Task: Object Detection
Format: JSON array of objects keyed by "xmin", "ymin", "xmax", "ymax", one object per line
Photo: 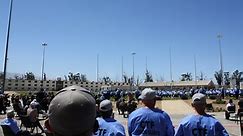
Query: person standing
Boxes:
[
  {"xmin": 175, "ymin": 93, "xmax": 229, "ymax": 136},
  {"xmin": 94, "ymin": 99, "xmax": 125, "ymax": 136},
  {"xmin": 128, "ymin": 88, "xmax": 174, "ymax": 136}
]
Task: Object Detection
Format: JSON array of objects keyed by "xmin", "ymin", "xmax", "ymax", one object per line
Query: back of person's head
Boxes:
[
  {"xmin": 6, "ymin": 110, "xmax": 15, "ymax": 118},
  {"xmin": 191, "ymin": 93, "xmax": 207, "ymax": 114},
  {"xmin": 99, "ymin": 99, "xmax": 113, "ymax": 118},
  {"xmin": 47, "ymin": 85, "xmax": 96, "ymax": 136},
  {"xmin": 139, "ymin": 88, "xmax": 156, "ymax": 108}
]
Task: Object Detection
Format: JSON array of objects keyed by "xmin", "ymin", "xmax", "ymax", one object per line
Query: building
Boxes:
[
  {"xmin": 2, "ymin": 79, "xmax": 130, "ymax": 92},
  {"xmin": 139, "ymin": 80, "xmax": 215, "ymax": 90}
]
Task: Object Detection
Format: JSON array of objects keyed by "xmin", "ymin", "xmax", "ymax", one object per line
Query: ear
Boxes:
[{"xmin": 44, "ymin": 119, "xmax": 54, "ymax": 133}]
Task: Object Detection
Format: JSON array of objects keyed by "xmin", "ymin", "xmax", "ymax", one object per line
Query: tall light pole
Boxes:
[
  {"xmin": 217, "ymin": 34, "xmax": 224, "ymax": 87},
  {"xmin": 41, "ymin": 43, "xmax": 47, "ymax": 81},
  {"xmin": 194, "ymin": 55, "xmax": 197, "ymax": 87},
  {"xmin": 2, "ymin": 0, "xmax": 13, "ymax": 93},
  {"xmin": 132, "ymin": 52, "xmax": 136, "ymax": 90},
  {"xmin": 121, "ymin": 56, "xmax": 123, "ymax": 82},
  {"xmin": 169, "ymin": 47, "xmax": 173, "ymax": 90},
  {"xmin": 96, "ymin": 54, "xmax": 99, "ymax": 82}
]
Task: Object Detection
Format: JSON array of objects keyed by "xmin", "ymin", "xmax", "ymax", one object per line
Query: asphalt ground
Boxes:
[{"xmin": 0, "ymin": 100, "xmax": 241, "ymax": 136}]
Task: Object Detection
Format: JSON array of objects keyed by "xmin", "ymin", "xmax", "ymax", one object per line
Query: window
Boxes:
[
  {"xmin": 70, "ymin": 82, "xmax": 73, "ymax": 84},
  {"xmin": 40, "ymin": 81, "xmax": 43, "ymax": 83},
  {"xmin": 76, "ymin": 82, "xmax": 78, "ymax": 84},
  {"xmin": 34, "ymin": 84, "xmax": 37, "ymax": 86},
  {"xmin": 52, "ymin": 81, "xmax": 55, "ymax": 83},
  {"xmin": 22, "ymin": 84, "xmax": 24, "ymax": 86},
  {"xmin": 8, "ymin": 84, "xmax": 11, "ymax": 86},
  {"xmin": 52, "ymin": 85, "xmax": 55, "ymax": 87},
  {"xmin": 47, "ymin": 85, "xmax": 49, "ymax": 87},
  {"xmin": 35, "ymin": 81, "xmax": 37, "ymax": 83},
  {"xmin": 47, "ymin": 81, "xmax": 49, "ymax": 83},
  {"xmin": 15, "ymin": 80, "xmax": 18, "ymax": 82},
  {"xmin": 65, "ymin": 81, "xmax": 67, "ymax": 84},
  {"xmin": 15, "ymin": 84, "xmax": 18, "ymax": 86},
  {"xmin": 28, "ymin": 80, "xmax": 31, "ymax": 83},
  {"xmin": 65, "ymin": 85, "xmax": 68, "ymax": 87},
  {"xmin": 28, "ymin": 84, "xmax": 31, "ymax": 86}
]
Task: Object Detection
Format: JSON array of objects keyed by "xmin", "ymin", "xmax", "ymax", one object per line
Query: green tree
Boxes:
[
  {"xmin": 224, "ymin": 72, "xmax": 230, "ymax": 86},
  {"xmin": 145, "ymin": 70, "xmax": 153, "ymax": 82},
  {"xmin": 102, "ymin": 76, "xmax": 112, "ymax": 84},
  {"xmin": 214, "ymin": 70, "xmax": 223, "ymax": 86},
  {"xmin": 24, "ymin": 72, "xmax": 35, "ymax": 80},
  {"xmin": 181, "ymin": 72, "xmax": 192, "ymax": 81},
  {"xmin": 231, "ymin": 70, "xmax": 243, "ymax": 87},
  {"xmin": 80, "ymin": 74, "xmax": 87, "ymax": 82}
]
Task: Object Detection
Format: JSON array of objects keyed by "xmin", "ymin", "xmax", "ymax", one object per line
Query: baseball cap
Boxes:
[
  {"xmin": 99, "ymin": 99, "xmax": 112, "ymax": 112},
  {"xmin": 192, "ymin": 93, "xmax": 206, "ymax": 104},
  {"xmin": 139, "ymin": 88, "xmax": 156, "ymax": 100},
  {"xmin": 48, "ymin": 85, "xmax": 96, "ymax": 136}
]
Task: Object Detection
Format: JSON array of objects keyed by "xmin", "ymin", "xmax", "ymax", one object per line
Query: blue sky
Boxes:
[{"xmin": 0, "ymin": 0, "xmax": 242, "ymax": 82}]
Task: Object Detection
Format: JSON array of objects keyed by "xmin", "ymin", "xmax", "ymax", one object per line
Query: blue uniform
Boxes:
[
  {"xmin": 1, "ymin": 118, "xmax": 20, "ymax": 134},
  {"xmin": 95, "ymin": 117, "xmax": 125, "ymax": 136},
  {"xmin": 128, "ymin": 107, "xmax": 174, "ymax": 136},
  {"xmin": 175, "ymin": 114, "xmax": 229, "ymax": 136}
]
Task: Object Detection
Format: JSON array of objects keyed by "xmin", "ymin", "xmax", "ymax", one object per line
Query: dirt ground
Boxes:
[{"xmin": 183, "ymin": 98, "xmax": 240, "ymax": 112}]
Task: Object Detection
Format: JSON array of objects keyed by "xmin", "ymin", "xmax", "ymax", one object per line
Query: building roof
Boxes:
[{"xmin": 139, "ymin": 80, "xmax": 214, "ymax": 87}]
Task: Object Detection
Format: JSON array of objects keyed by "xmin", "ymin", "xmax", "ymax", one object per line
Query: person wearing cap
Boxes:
[
  {"xmin": 128, "ymin": 88, "xmax": 174, "ymax": 136},
  {"xmin": 45, "ymin": 85, "xmax": 97, "ymax": 136},
  {"xmin": 1, "ymin": 110, "xmax": 31, "ymax": 136},
  {"xmin": 175, "ymin": 93, "xmax": 229, "ymax": 136},
  {"xmin": 27, "ymin": 101, "xmax": 45, "ymax": 133},
  {"xmin": 94, "ymin": 99, "xmax": 125, "ymax": 136}
]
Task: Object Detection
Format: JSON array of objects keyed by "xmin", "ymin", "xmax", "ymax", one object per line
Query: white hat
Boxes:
[
  {"xmin": 139, "ymin": 88, "xmax": 156, "ymax": 100},
  {"xmin": 192, "ymin": 93, "xmax": 206, "ymax": 104},
  {"xmin": 99, "ymin": 99, "xmax": 112, "ymax": 112}
]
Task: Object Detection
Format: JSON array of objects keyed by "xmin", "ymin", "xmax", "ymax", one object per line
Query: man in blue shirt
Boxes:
[
  {"xmin": 1, "ymin": 110, "xmax": 31, "ymax": 136},
  {"xmin": 95, "ymin": 99, "xmax": 126, "ymax": 136},
  {"xmin": 175, "ymin": 93, "xmax": 229, "ymax": 136},
  {"xmin": 128, "ymin": 88, "xmax": 174, "ymax": 136}
]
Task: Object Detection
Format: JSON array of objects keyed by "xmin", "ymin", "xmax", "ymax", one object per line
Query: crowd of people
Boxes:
[{"xmin": 0, "ymin": 85, "xmax": 234, "ymax": 136}]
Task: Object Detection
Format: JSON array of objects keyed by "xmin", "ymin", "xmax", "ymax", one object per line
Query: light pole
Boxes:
[
  {"xmin": 169, "ymin": 47, "xmax": 173, "ymax": 90},
  {"xmin": 41, "ymin": 43, "xmax": 47, "ymax": 81},
  {"xmin": 2, "ymin": 0, "xmax": 13, "ymax": 93},
  {"xmin": 132, "ymin": 52, "xmax": 136, "ymax": 90},
  {"xmin": 194, "ymin": 55, "xmax": 197, "ymax": 87},
  {"xmin": 96, "ymin": 54, "xmax": 99, "ymax": 82},
  {"xmin": 217, "ymin": 34, "xmax": 224, "ymax": 87}
]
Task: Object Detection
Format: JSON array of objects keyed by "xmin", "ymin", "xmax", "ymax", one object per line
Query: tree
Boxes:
[
  {"xmin": 0, "ymin": 72, "xmax": 3, "ymax": 79},
  {"xmin": 181, "ymin": 73, "xmax": 192, "ymax": 81},
  {"xmin": 43, "ymin": 73, "xmax": 47, "ymax": 81},
  {"xmin": 214, "ymin": 70, "xmax": 223, "ymax": 86},
  {"xmin": 199, "ymin": 72, "xmax": 206, "ymax": 80},
  {"xmin": 24, "ymin": 72, "xmax": 35, "ymax": 80},
  {"xmin": 80, "ymin": 74, "xmax": 87, "ymax": 82},
  {"xmin": 102, "ymin": 76, "xmax": 112, "ymax": 84},
  {"xmin": 231, "ymin": 70, "xmax": 243, "ymax": 87},
  {"xmin": 224, "ymin": 72, "xmax": 230, "ymax": 86},
  {"xmin": 144, "ymin": 70, "xmax": 153, "ymax": 82},
  {"xmin": 123, "ymin": 74, "xmax": 128, "ymax": 83}
]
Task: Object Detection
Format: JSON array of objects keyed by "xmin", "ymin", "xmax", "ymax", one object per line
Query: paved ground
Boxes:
[{"xmin": 0, "ymin": 100, "xmax": 241, "ymax": 136}]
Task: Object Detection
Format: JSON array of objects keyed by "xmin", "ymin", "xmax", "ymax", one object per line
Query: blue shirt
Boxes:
[
  {"xmin": 94, "ymin": 117, "xmax": 126, "ymax": 136},
  {"xmin": 175, "ymin": 114, "xmax": 229, "ymax": 136},
  {"xmin": 128, "ymin": 107, "xmax": 174, "ymax": 136},
  {"xmin": 1, "ymin": 118, "xmax": 20, "ymax": 134}
]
